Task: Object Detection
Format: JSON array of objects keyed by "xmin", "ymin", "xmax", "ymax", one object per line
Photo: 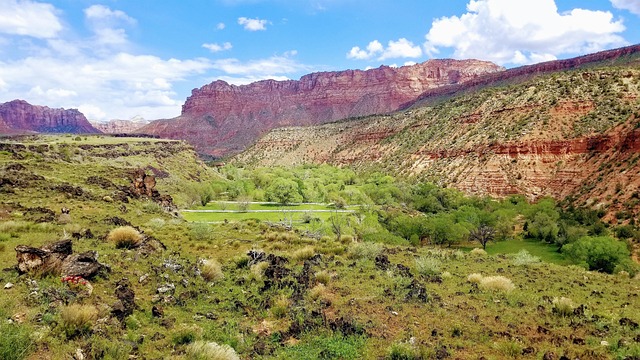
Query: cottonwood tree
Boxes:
[{"xmin": 469, "ymin": 224, "xmax": 496, "ymax": 250}]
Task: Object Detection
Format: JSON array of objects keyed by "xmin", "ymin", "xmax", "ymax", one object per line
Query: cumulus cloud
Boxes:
[
  {"xmin": 611, "ymin": 0, "xmax": 640, "ymax": 15},
  {"xmin": 424, "ymin": 0, "xmax": 626, "ymax": 66},
  {"xmin": 211, "ymin": 54, "xmax": 309, "ymax": 76},
  {"xmin": 347, "ymin": 38, "xmax": 422, "ymax": 61},
  {"xmin": 83, "ymin": 5, "xmax": 136, "ymax": 47},
  {"xmin": 0, "ymin": 0, "xmax": 62, "ymax": 38},
  {"xmin": 216, "ymin": 22, "xmax": 226, "ymax": 30},
  {"xmin": 202, "ymin": 42, "xmax": 233, "ymax": 52},
  {"xmin": 84, "ymin": 5, "xmax": 136, "ymax": 24},
  {"xmin": 238, "ymin": 17, "xmax": 268, "ymax": 31}
]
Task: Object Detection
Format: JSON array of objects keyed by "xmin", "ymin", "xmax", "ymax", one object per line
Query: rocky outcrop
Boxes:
[
  {"xmin": 15, "ymin": 239, "xmax": 107, "ymax": 278},
  {"xmin": 139, "ymin": 60, "xmax": 504, "ymax": 156},
  {"xmin": 0, "ymin": 100, "xmax": 100, "ymax": 134},
  {"xmin": 92, "ymin": 117, "xmax": 150, "ymax": 134}
]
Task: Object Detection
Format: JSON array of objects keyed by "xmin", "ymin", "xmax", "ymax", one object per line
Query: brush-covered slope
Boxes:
[
  {"xmin": 0, "ymin": 100, "xmax": 100, "ymax": 134},
  {"xmin": 237, "ymin": 62, "xmax": 640, "ymax": 220},
  {"xmin": 138, "ymin": 59, "xmax": 504, "ymax": 157}
]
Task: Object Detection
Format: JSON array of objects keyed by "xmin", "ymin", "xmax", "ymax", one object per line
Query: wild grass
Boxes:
[
  {"xmin": 314, "ymin": 270, "xmax": 331, "ymax": 285},
  {"xmin": 552, "ymin": 297, "xmax": 575, "ymax": 317},
  {"xmin": 271, "ymin": 294, "xmax": 290, "ymax": 318},
  {"xmin": 292, "ymin": 246, "xmax": 316, "ymax": 261},
  {"xmin": 0, "ymin": 321, "xmax": 33, "ymax": 360},
  {"xmin": 478, "ymin": 275, "xmax": 515, "ymax": 293},
  {"xmin": 511, "ymin": 249, "xmax": 540, "ymax": 266},
  {"xmin": 107, "ymin": 226, "xmax": 142, "ymax": 249},
  {"xmin": 60, "ymin": 304, "xmax": 98, "ymax": 339},
  {"xmin": 415, "ymin": 256, "xmax": 442, "ymax": 276},
  {"xmin": 467, "ymin": 273, "xmax": 483, "ymax": 284},
  {"xmin": 201, "ymin": 259, "xmax": 224, "ymax": 282},
  {"xmin": 249, "ymin": 261, "xmax": 269, "ymax": 281},
  {"xmin": 347, "ymin": 242, "xmax": 383, "ymax": 259},
  {"xmin": 185, "ymin": 341, "xmax": 240, "ymax": 360}
]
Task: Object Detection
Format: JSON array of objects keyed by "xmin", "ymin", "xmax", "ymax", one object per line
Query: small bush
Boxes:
[
  {"xmin": 250, "ymin": 262, "xmax": 269, "ymax": 280},
  {"xmin": 190, "ymin": 223, "xmax": 212, "ymax": 241},
  {"xmin": 386, "ymin": 341, "xmax": 422, "ymax": 360},
  {"xmin": 347, "ymin": 242, "xmax": 383, "ymax": 260},
  {"xmin": 415, "ymin": 256, "xmax": 442, "ymax": 276},
  {"xmin": 469, "ymin": 248, "xmax": 487, "ymax": 256},
  {"xmin": 147, "ymin": 218, "xmax": 166, "ymax": 230},
  {"xmin": 201, "ymin": 259, "xmax": 224, "ymax": 282},
  {"xmin": 467, "ymin": 273, "xmax": 483, "ymax": 284},
  {"xmin": 60, "ymin": 304, "xmax": 98, "ymax": 338},
  {"xmin": 292, "ymin": 246, "xmax": 316, "ymax": 261},
  {"xmin": 552, "ymin": 297, "xmax": 574, "ymax": 317},
  {"xmin": 511, "ymin": 249, "xmax": 540, "ymax": 266},
  {"xmin": 309, "ymin": 284, "xmax": 329, "ymax": 301},
  {"xmin": 479, "ymin": 276, "xmax": 515, "ymax": 293},
  {"xmin": 186, "ymin": 341, "xmax": 240, "ymax": 360},
  {"xmin": 107, "ymin": 226, "xmax": 142, "ymax": 249}
]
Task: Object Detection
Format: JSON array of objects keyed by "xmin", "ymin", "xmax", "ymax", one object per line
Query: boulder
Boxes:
[{"xmin": 15, "ymin": 240, "xmax": 72, "ymax": 275}]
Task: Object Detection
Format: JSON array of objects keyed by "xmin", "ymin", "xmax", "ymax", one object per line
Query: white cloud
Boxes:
[
  {"xmin": 216, "ymin": 22, "xmax": 226, "ymax": 30},
  {"xmin": 84, "ymin": 5, "xmax": 136, "ymax": 24},
  {"xmin": 612, "ymin": 0, "xmax": 640, "ymax": 15},
  {"xmin": 216, "ymin": 75, "xmax": 291, "ymax": 86},
  {"xmin": 424, "ymin": 0, "xmax": 626, "ymax": 66},
  {"xmin": 347, "ymin": 38, "xmax": 422, "ymax": 61},
  {"xmin": 0, "ymin": 0, "xmax": 62, "ymax": 39},
  {"xmin": 202, "ymin": 42, "xmax": 233, "ymax": 52},
  {"xmin": 238, "ymin": 17, "xmax": 268, "ymax": 31},
  {"xmin": 212, "ymin": 55, "xmax": 309, "ymax": 76}
]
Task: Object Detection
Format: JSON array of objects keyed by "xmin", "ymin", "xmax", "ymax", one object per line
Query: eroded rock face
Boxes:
[
  {"xmin": 0, "ymin": 100, "xmax": 100, "ymax": 134},
  {"xmin": 92, "ymin": 118, "xmax": 149, "ymax": 134},
  {"xmin": 15, "ymin": 240, "xmax": 107, "ymax": 278},
  {"xmin": 139, "ymin": 60, "xmax": 504, "ymax": 156}
]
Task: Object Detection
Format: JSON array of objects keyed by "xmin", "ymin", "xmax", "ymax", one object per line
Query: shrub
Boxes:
[
  {"xmin": 308, "ymin": 284, "xmax": 329, "ymax": 301},
  {"xmin": 107, "ymin": 226, "xmax": 142, "ymax": 249},
  {"xmin": 479, "ymin": 276, "xmax": 515, "ymax": 293},
  {"xmin": 511, "ymin": 249, "xmax": 540, "ymax": 266},
  {"xmin": 190, "ymin": 223, "xmax": 212, "ymax": 241},
  {"xmin": 201, "ymin": 259, "xmax": 224, "ymax": 282},
  {"xmin": 292, "ymin": 246, "xmax": 316, "ymax": 261},
  {"xmin": 271, "ymin": 294, "xmax": 290, "ymax": 318},
  {"xmin": 415, "ymin": 256, "xmax": 442, "ymax": 276},
  {"xmin": 347, "ymin": 242, "xmax": 383, "ymax": 260},
  {"xmin": 469, "ymin": 248, "xmax": 487, "ymax": 256},
  {"xmin": 147, "ymin": 218, "xmax": 165, "ymax": 230},
  {"xmin": 186, "ymin": 341, "xmax": 240, "ymax": 360},
  {"xmin": 563, "ymin": 236, "xmax": 632, "ymax": 274},
  {"xmin": 250, "ymin": 262, "xmax": 269, "ymax": 280},
  {"xmin": 467, "ymin": 273, "xmax": 483, "ymax": 284},
  {"xmin": 386, "ymin": 342, "xmax": 423, "ymax": 360},
  {"xmin": 552, "ymin": 297, "xmax": 574, "ymax": 317},
  {"xmin": 60, "ymin": 304, "xmax": 98, "ymax": 338}
]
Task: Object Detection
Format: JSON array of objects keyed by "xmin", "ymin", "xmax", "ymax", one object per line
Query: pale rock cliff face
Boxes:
[
  {"xmin": 139, "ymin": 59, "xmax": 504, "ymax": 156},
  {"xmin": 0, "ymin": 100, "xmax": 100, "ymax": 134},
  {"xmin": 93, "ymin": 117, "xmax": 150, "ymax": 134}
]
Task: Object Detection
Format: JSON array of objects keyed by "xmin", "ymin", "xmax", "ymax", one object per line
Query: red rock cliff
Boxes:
[
  {"xmin": 0, "ymin": 100, "xmax": 100, "ymax": 134},
  {"xmin": 139, "ymin": 59, "xmax": 504, "ymax": 156}
]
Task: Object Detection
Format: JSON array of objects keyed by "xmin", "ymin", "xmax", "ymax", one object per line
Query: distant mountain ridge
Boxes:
[
  {"xmin": 92, "ymin": 117, "xmax": 150, "ymax": 134},
  {"xmin": 138, "ymin": 59, "xmax": 505, "ymax": 157},
  {"xmin": 0, "ymin": 99, "xmax": 100, "ymax": 135}
]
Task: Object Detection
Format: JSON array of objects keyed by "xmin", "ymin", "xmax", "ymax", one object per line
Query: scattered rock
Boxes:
[
  {"xmin": 620, "ymin": 317, "xmax": 639, "ymax": 329},
  {"xmin": 104, "ymin": 216, "xmax": 132, "ymax": 227},
  {"xmin": 375, "ymin": 254, "xmax": 390, "ymax": 271},
  {"xmin": 152, "ymin": 305, "xmax": 164, "ymax": 318},
  {"xmin": 138, "ymin": 274, "xmax": 149, "ymax": 284},
  {"xmin": 60, "ymin": 251, "xmax": 108, "ymax": 279},
  {"xmin": 543, "ymin": 351, "xmax": 557, "ymax": 360},
  {"xmin": 4, "ymin": 282, "xmax": 14, "ymax": 289},
  {"xmin": 15, "ymin": 239, "xmax": 72, "ymax": 275},
  {"xmin": 405, "ymin": 279, "xmax": 429, "ymax": 302},
  {"xmin": 112, "ymin": 278, "xmax": 136, "ymax": 322},
  {"xmin": 157, "ymin": 283, "xmax": 175, "ymax": 294}
]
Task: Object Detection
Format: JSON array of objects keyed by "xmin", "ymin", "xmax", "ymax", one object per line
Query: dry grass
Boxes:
[
  {"xmin": 250, "ymin": 261, "xmax": 269, "ymax": 281},
  {"xmin": 479, "ymin": 276, "xmax": 515, "ymax": 293},
  {"xmin": 270, "ymin": 294, "xmax": 290, "ymax": 318},
  {"xmin": 469, "ymin": 248, "xmax": 488, "ymax": 256},
  {"xmin": 552, "ymin": 297, "xmax": 574, "ymax": 317},
  {"xmin": 292, "ymin": 246, "xmax": 316, "ymax": 261},
  {"xmin": 60, "ymin": 304, "xmax": 98, "ymax": 338},
  {"xmin": 467, "ymin": 273, "xmax": 484, "ymax": 284},
  {"xmin": 185, "ymin": 340, "xmax": 240, "ymax": 360},
  {"xmin": 107, "ymin": 226, "xmax": 142, "ymax": 249},
  {"xmin": 314, "ymin": 270, "xmax": 331, "ymax": 285},
  {"xmin": 308, "ymin": 284, "xmax": 330, "ymax": 301},
  {"xmin": 415, "ymin": 256, "xmax": 442, "ymax": 276},
  {"xmin": 347, "ymin": 242, "xmax": 383, "ymax": 260},
  {"xmin": 201, "ymin": 259, "xmax": 224, "ymax": 282}
]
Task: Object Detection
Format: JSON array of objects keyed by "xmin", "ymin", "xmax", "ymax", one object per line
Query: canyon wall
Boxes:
[{"xmin": 0, "ymin": 100, "xmax": 100, "ymax": 134}]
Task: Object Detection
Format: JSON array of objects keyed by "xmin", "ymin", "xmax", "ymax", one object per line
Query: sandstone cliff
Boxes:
[
  {"xmin": 0, "ymin": 100, "xmax": 100, "ymax": 134},
  {"xmin": 236, "ymin": 62, "xmax": 640, "ymax": 220},
  {"xmin": 138, "ymin": 59, "xmax": 504, "ymax": 156},
  {"xmin": 93, "ymin": 117, "xmax": 150, "ymax": 134}
]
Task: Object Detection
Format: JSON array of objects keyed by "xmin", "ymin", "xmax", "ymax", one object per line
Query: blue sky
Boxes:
[{"xmin": 0, "ymin": 0, "xmax": 639, "ymax": 121}]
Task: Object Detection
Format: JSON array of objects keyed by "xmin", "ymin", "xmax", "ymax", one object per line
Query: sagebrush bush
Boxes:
[
  {"xmin": 347, "ymin": 242, "xmax": 383, "ymax": 260},
  {"xmin": 415, "ymin": 256, "xmax": 442, "ymax": 276},
  {"xmin": 186, "ymin": 341, "xmax": 240, "ymax": 360},
  {"xmin": 467, "ymin": 273, "xmax": 483, "ymax": 284},
  {"xmin": 512, "ymin": 249, "xmax": 540, "ymax": 266},
  {"xmin": 479, "ymin": 276, "xmax": 515, "ymax": 293},
  {"xmin": 201, "ymin": 259, "xmax": 224, "ymax": 282},
  {"xmin": 292, "ymin": 246, "xmax": 316, "ymax": 261},
  {"xmin": 552, "ymin": 297, "xmax": 574, "ymax": 317},
  {"xmin": 107, "ymin": 226, "xmax": 142, "ymax": 249},
  {"xmin": 60, "ymin": 304, "xmax": 98, "ymax": 338}
]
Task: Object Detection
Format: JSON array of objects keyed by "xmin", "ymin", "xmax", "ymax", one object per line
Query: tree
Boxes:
[
  {"xmin": 266, "ymin": 178, "xmax": 302, "ymax": 205},
  {"xmin": 563, "ymin": 236, "xmax": 632, "ymax": 274},
  {"xmin": 424, "ymin": 215, "xmax": 468, "ymax": 247},
  {"xmin": 469, "ymin": 224, "xmax": 496, "ymax": 249}
]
